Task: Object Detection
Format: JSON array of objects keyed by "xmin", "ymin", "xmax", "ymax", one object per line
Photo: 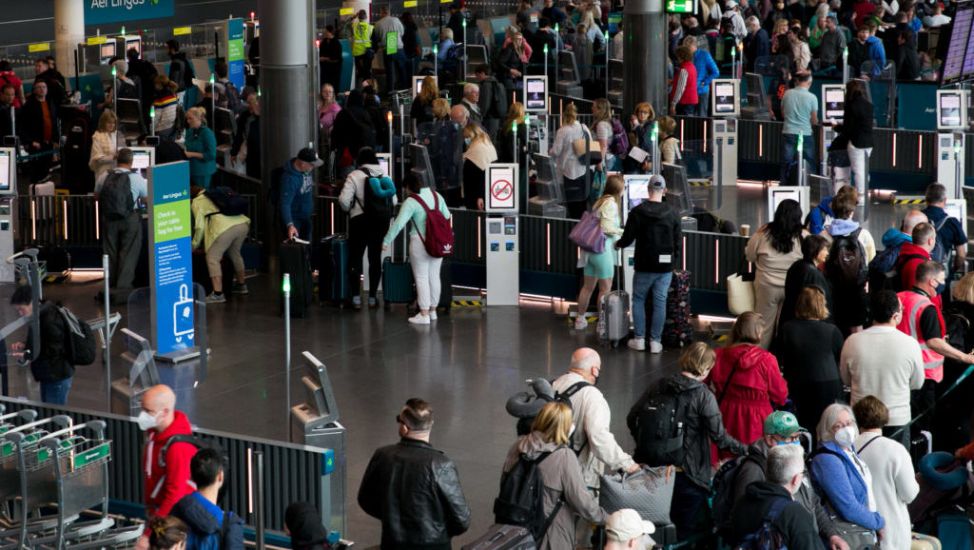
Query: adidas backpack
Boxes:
[{"xmin": 410, "ymin": 192, "xmax": 454, "ymax": 258}]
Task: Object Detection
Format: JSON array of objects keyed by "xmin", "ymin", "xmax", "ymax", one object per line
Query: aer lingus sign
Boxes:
[{"xmin": 86, "ymin": 0, "xmax": 175, "ymax": 25}]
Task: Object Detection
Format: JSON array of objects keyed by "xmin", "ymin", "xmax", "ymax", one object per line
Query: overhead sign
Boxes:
[
  {"xmin": 149, "ymin": 161, "xmax": 195, "ymax": 357},
  {"xmin": 404, "ymin": 0, "xmax": 418, "ymax": 7},
  {"xmin": 85, "ymin": 0, "xmax": 175, "ymax": 26},
  {"xmin": 173, "ymin": 26, "xmax": 192, "ymax": 36},
  {"xmin": 86, "ymin": 36, "xmax": 109, "ymax": 45},
  {"xmin": 339, "ymin": 7, "xmax": 355, "ymax": 15},
  {"xmin": 666, "ymin": 0, "xmax": 697, "ymax": 13},
  {"xmin": 485, "ymin": 163, "xmax": 519, "ymax": 212},
  {"xmin": 28, "ymin": 43, "xmax": 50, "ymax": 53}
]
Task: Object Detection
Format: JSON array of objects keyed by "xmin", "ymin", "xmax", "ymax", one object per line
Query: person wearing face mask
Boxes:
[
  {"xmin": 553, "ymin": 348, "xmax": 640, "ymax": 492},
  {"xmin": 809, "ymin": 403, "xmax": 885, "ymax": 545},
  {"xmin": 731, "ymin": 411, "xmax": 848, "ymax": 550},
  {"xmin": 136, "ymin": 384, "xmax": 197, "ymax": 550},
  {"xmin": 171, "ymin": 448, "xmax": 245, "ymax": 549},
  {"xmin": 628, "ymin": 343, "xmax": 746, "ymax": 540},
  {"xmin": 730, "ymin": 445, "xmax": 822, "ymax": 549},
  {"xmin": 499, "ymin": 401, "xmax": 607, "ymax": 548}
]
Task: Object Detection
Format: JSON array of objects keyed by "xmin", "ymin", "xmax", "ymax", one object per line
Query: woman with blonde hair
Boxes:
[
  {"xmin": 89, "ymin": 110, "xmax": 124, "ymax": 183},
  {"xmin": 461, "ymin": 123, "xmax": 497, "ymax": 210},
  {"xmin": 496, "ymin": 101, "xmax": 528, "ymax": 163},
  {"xmin": 182, "ymin": 106, "xmax": 217, "ymax": 189},
  {"xmin": 410, "ymin": 75, "xmax": 439, "ymax": 125},
  {"xmin": 501, "ymin": 401, "xmax": 606, "ymax": 548},
  {"xmin": 574, "ymin": 175, "xmax": 625, "ymax": 331},
  {"xmin": 147, "ymin": 516, "xmax": 188, "ymax": 550},
  {"xmin": 550, "ymin": 103, "xmax": 592, "ymax": 219},
  {"xmin": 497, "ymin": 29, "xmax": 528, "ymax": 94},
  {"xmin": 658, "ymin": 115, "xmax": 681, "ymax": 166},
  {"xmin": 591, "ymin": 98, "xmax": 618, "ymax": 172}
]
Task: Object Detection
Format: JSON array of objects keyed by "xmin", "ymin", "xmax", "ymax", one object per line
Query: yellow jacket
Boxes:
[
  {"xmin": 191, "ymin": 194, "xmax": 249, "ymax": 251},
  {"xmin": 352, "ymin": 21, "xmax": 374, "ymax": 56}
]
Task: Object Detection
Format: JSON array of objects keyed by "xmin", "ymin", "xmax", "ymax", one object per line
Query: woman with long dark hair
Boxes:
[
  {"xmin": 745, "ymin": 199, "xmax": 804, "ymax": 347},
  {"xmin": 835, "ymin": 79, "xmax": 873, "ymax": 201},
  {"xmin": 778, "ymin": 234, "xmax": 832, "ymax": 330}
]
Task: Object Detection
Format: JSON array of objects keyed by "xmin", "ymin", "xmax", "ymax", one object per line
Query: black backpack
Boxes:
[
  {"xmin": 737, "ymin": 497, "xmax": 790, "ymax": 550},
  {"xmin": 206, "ymin": 186, "xmax": 249, "ymax": 217},
  {"xmin": 826, "ymin": 230, "xmax": 867, "ymax": 288},
  {"xmin": 711, "ymin": 454, "xmax": 759, "ymax": 539},
  {"xmin": 493, "ymin": 448, "xmax": 564, "ymax": 543},
  {"xmin": 514, "ymin": 381, "xmax": 591, "ymax": 443},
  {"xmin": 57, "ymin": 305, "xmax": 96, "ymax": 366},
  {"xmin": 631, "ymin": 381, "xmax": 687, "ymax": 467},
  {"xmin": 100, "ymin": 170, "xmax": 134, "ymax": 221},
  {"xmin": 354, "ymin": 168, "xmax": 395, "ymax": 220},
  {"xmin": 487, "ymin": 78, "xmax": 509, "ymax": 119}
]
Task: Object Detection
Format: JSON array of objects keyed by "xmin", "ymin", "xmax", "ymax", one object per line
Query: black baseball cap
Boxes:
[{"xmin": 296, "ymin": 147, "xmax": 324, "ymax": 167}]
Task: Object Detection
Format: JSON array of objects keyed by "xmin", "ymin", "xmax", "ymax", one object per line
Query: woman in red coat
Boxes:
[{"xmin": 709, "ymin": 311, "xmax": 789, "ymax": 462}]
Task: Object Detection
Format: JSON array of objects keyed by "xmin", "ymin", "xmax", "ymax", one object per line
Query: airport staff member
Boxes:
[{"xmin": 135, "ymin": 385, "xmax": 198, "ymax": 550}]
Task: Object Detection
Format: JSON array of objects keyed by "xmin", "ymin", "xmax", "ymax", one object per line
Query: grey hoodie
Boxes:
[
  {"xmin": 502, "ymin": 432, "xmax": 607, "ymax": 550},
  {"xmin": 733, "ymin": 439, "xmax": 839, "ymax": 540}
]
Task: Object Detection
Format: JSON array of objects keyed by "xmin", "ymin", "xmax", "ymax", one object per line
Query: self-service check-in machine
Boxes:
[
  {"xmin": 621, "ymin": 174, "xmax": 653, "ymax": 294},
  {"xmin": 485, "ymin": 164, "xmax": 520, "ymax": 306},
  {"xmin": 937, "ymin": 89, "xmax": 968, "ymax": 199},
  {"xmin": 820, "ymin": 83, "xmax": 846, "ymax": 189},
  {"xmin": 0, "ymin": 148, "xmax": 16, "ymax": 283},
  {"xmin": 523, "ymin": 75, "xmax": 550, "ymax": 155},
  {"xmin": 768, "ymin": 185, "xmax": 810, "ymax": 222},
  {"xmin": 711, "ymin": 79, "xmax": 739, "ymax": 208},
  {"xmin": 128, "ymin": 146, "xmax": 155, "ymax": 180}
]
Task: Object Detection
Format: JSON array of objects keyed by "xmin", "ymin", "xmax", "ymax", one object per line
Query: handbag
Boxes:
[
  {"xmin": 569, "ymin": 210, "xmax": 606, "ymax": 253},
  {"xmin": 829, "ymin": 518, "xmax": 878, "ymax": 550},
  {"xmin": 726, "ymin": 273, "xmax": 756, "ymax": 315},
  {"xmin": 599, "ymin": 466, "xmax": 675, "ymax": 524},
  {"xmin": 573, "ymin": 126, "xmax": 603, "ymax": 165}
]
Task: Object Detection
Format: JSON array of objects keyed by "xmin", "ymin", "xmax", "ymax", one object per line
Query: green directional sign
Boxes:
[{"xmin": 666, "ymin": 0, "xmax": 696, "ymax": 13}]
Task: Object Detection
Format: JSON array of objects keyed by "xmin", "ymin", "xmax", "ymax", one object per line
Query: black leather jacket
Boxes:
[{"xmin": 358, "ymin": 438, "xmax": 471, "ymax": 549}]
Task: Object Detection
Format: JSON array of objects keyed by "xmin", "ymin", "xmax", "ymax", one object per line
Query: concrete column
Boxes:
[
  {"xmin": 54, "ymin": 0, "xmax": 84, "ymax": 86},
  {"xmin": 258, "ymin": 0, "xmax": 316, "ymax": 240},
  {"xmin": 623, "ymin": 0, "xmax": 667, "ymax": 117}
]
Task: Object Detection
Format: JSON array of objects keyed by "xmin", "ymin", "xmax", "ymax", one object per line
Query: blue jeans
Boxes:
[
  {"xmin": 40, "ymin": 377, "xmax": 72, "ymax": 405},
  {"xmin": 633, "ymin": 271, "xmax": 672, "ymax": 342},
  {"xmin": 780, "ymin": 133, "xmax": 816, "ymax": 184}
]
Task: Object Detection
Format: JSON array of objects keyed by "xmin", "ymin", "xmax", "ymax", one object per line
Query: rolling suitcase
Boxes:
[
  {"xmin": 319, "ymin": 234, "xmax": 350, "ymax": 305},
  {"xmin": 661, "ymin": 269, "xmax": 693, "ymax": 348},
  {"xmin": 460, "ymin": 524, "xmax": 535, "ymax": 550},
  {"xmin": 383, "ymin": 233, "xmax": 416, "ymax": 305},
  {"xmin": 599, "ymin": 261, "xmax": 630, "ymax": 347},
  {"xmin": 437, "ymin": 258, "xmax": 453, "ymax": 312},
  {"xmin": 279, "ymin": 240, "xmax": 313, "ymax": 318}
]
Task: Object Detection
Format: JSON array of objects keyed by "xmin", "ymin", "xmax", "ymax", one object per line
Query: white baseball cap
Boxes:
[{"xmin": 606, "ymin": 509, "xmax": 656, "ymax": 545}]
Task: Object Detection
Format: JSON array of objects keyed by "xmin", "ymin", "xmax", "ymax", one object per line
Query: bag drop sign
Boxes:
[{"xmin": 86, "ymin": 0, "xmax": 175, "ymax": 25}]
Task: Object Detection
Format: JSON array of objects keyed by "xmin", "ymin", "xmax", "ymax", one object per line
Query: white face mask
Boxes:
[
  {"xmin": 137, "ymin": 410, "xmax": 159, "ymax": 431},
  {"xmin": 834, "ymin": 425, "xmax": 858, "ymax": 448}
]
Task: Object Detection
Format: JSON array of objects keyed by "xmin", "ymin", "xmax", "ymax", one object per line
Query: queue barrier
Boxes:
[{"xmin": 0, "ymin": 396, "xmax": 336, "ymax": 535}]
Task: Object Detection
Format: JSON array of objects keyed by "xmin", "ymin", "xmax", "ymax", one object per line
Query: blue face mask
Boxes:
[{"xmin": 775, "ymin": 439, "xmax": 801, "ymax": 447}]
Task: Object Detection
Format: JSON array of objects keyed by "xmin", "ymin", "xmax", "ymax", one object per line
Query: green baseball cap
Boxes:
[{"xmin": 764, "ymin": 411, "xmax": 801, "ymax": 437}]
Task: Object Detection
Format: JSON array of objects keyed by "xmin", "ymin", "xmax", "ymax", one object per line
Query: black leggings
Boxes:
[{"xmin": 348, "ymin": 215, "xmax": 387, "ymax": 298}]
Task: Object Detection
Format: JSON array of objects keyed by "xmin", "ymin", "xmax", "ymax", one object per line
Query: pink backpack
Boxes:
[{"xmin": 410, "ymin": 192, "xmax": 454, "ymax": 258}]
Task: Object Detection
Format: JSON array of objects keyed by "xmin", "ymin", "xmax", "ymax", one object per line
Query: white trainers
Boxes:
[
  {"xmin": 627, "ymin": 338, "xmax": 646, "ymax": 351},
  {"xmin": 352, "ymin": 295, "xmax": 362, "ymax": 308},
  {"xmin": 574, "ymin": 316, "xmax": 589, "ymax": 330},
  {"xmin": 649, "ymin": 340, "xmax": 664, "ymax": 354},
  {"xmin": 429, "ymin": 310, "xmax": 438, "ymax": 321},
  {"xmin": 408, "ymin": 313, "xmax": 431, "ymax": 325}
]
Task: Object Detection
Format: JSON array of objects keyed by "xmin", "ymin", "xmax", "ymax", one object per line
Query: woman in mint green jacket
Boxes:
[{"xmin": 383, "ymin": 173, "xmax": 452, "ymax": 325}]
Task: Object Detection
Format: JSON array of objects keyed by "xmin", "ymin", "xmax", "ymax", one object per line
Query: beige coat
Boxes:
[{"xmin": 89, "ymin": 131, "xmax": 123, "ymax": 182}]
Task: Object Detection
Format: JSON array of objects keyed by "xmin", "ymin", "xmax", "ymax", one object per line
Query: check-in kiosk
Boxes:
[
  {"xmin": 0, "ymin": 148, "xmax": 16, "ymax": 283},
  {"xmin": 412, "ymin": 76, "xmax": 425, "ymax": 99},
  {"xmin": 937, "ymin": 90, "xmax": 968, "ymax": 199},
  {"xmin": 820, "ymin": 84, "xmax": 845, "ymax": 182},
  {"xmin": 484, "ymin": 164, "xmax": 520, "ymax": 306},
  {"xmin": 621, "ymin": 174, "xmax": 653, "ymax": 294},
  {"xmin": 523, "ymin": 75, "xmax": 549, "ymax": 154},
  {"xmin": 711, "ymin": 79, "xmax": 739, "ymax": 206},
  {"xmin": 376, "ymin": 153, "xmax": 392, "ymax": 177},
  {"xmin": 768, "ymin": 185, "xmax": 810, "ymax": 221},
  {"xmin": 129, "ymin": 146, "xmax": 155, "ymax": 179}
]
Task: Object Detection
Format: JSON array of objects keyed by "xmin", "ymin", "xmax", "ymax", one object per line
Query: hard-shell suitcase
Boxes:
[
  {"xmin": 437, "ymin": 258, "xmax": 453, "ymax": 312},
  {"xmin": 279, "ymin": 240, "xmax": 313, "ymax": 318},
  {"xmin": 383, "ymin": 231, "xmax": 415, "ymax": 305},
  {"xmin": 599, "ymin": 260, "xmax": 630, "ymax": 346},
  {"xmin": 937, "ymin": 510, "xmax": 972, "ymax": 550},
  {"xmin": 661, "ymin": 269, "xmax": 693, "ymax": 348},
  {"xmin": 318, "ymin": 234, "xmax": 350, "ymax": 305},
  {"xmin": 460, "ymin": 524, "xmax": 536, "ymax": 550}
]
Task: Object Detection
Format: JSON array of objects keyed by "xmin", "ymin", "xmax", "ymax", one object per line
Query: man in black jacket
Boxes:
[
  {"xmin": 358, "ymin": 398, "xmax": 471, "ymax": 549},
  {"xmin": 731, "ymin": 445, "xmax": 823, "ymax": 550},
  {"xmin": 10, "ymin": 285, "xmax": 73, "ymax": 405},
  {"xmin": 19, "ymin": 81, "xmax": 57, "ymax": 182},
  {"xmin": 615, "ymin": 174, "xmax": 682, "ymax": 353}
]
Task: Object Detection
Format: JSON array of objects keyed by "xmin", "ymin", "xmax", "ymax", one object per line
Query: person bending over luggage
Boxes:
[
  {"xmin": 730, "ymin": 411, "xmax": 846, "ymax": 550},
  {"xmin": 284, "ymin": 502, "xmax": 332, "ymax": 550},
  {"xmin": 382, "ymin": 172, "xmax": 452, "ymax": 325},
  {"xmin": 627, "ymin": 342, "xmax": 746, "ymax": 540},
  {"xmin": 280, "ymin": 147, "xmax": 324, "ymax": 241},
  {"xmin": 358, "ymin": 398, "xmax": 470, "ymax": 548},
  {"xmin": 809, "ymin": 404, "xmax": 886, "ymax": 544},
  {"xmin": 573, "ymin": 175, "xmax": 624, "ymax": 331},
  {"xmin": 171, "ymin": 448, "xmax": 245, "ymax": 549},
  {"xmin": 730, "ymin": 445, "xmax": 822, "ymax": 550},
  {"xmin": 499, "ymin": 401, "xmax": 607, "ymax": 548},
  {"xmin": 9, "ymin": 285, "xmax": 73, "ymax": 405},
  {"xmin": 191, "ymin": 187, "xmax": 250, "ymax": 304}
]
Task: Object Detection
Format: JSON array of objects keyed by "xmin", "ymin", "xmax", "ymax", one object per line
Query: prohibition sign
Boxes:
[{"xmin": 491, "ymin": 179, "xmax": 513, "ymax": 202}]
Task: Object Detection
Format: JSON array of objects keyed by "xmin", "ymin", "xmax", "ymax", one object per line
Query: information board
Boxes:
[
  {"xmin": 937, "ymin": 90, "xmax": 967, "ymax": 129},
  {"xmin": 485, "ymin": 164, "xmax": 518, "ymax": 212},
  {"xmin": 940, "ymin": 3, "xmax": 974, "ymax": 84},
  {"xmin": 148, "ymin": 161, "xmax": 195, "ymax": 357},
  {"xmin": 226, "ymin": 19, "xmax": 246, "ymax": 90},
  {"xmin": 0, "ymin": 150, "xmax": 12, "ymax": 193},
  {"xmin": 822, "ymin": 84, "xmax": 845, "ymax": 122},
  {"xmin": 712, "ymin": 80, "xmax": 739, "ymax": 116}
]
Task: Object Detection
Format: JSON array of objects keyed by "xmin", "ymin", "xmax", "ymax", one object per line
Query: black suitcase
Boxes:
[
  {"xmin": 437, "ymin": 258, "xmax": 453, "ymax": 313},
  {"xmin": 460, "ymin": 524, "xmax": 535, "ymax": 550},
  {"xmin": 37, "ymin": 245, "xmax": 71, "ymax": 278},
  {"xmin": 279, "ymin": 240, "xmax": 313, "ymax": 317},
  {"xmin": 318, "ymin": 234, "xmax": 350, "ymax": 305},
  {"xmin": 661, "ymin": 270, "xmax": 693, "ymax": 348}
]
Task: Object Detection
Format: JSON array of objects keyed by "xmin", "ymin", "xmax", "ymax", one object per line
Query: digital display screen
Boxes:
[
  {"xmin": 962, "ymin": 11, "xmax": 974, "ymax": 79},
  {"xmin": 125, "ymin": 39, "xmax": 141, "ymax": 55},
  {"xmin": 824, "ymin": 87, "xmax": 845, "ymax": 121},
  {"xmin": 524, "ymin": 77, "xmax": 546, "ymax": 111},
  {"xmin": 942, "ymin": 5, "xmax": 973, "ymax": 83},
  {"xmin": 945, "ymin": 201, "xmax": 964, "ymax": 222},
  {"xmin": 626, "ymin": 176, "xmax": 651, "ymax": 209},
  {"xmin": 132, "ymin": 150, "xmax": 151, "ymax": 170},
  {"xmin": 713, "ymin": 82, "xmax": 736, "ymax": 113},
  {"xmin": 377, "ymin": 155, "xmax": 391, "ymax": 177},
  {"xmin": 413, "ymin": 76, "xmax": 424, "ymax": 98},
  {"xmin": 940, "ymin": 92, "xmax": 963, "ymax": 128},
  {"xmin": 0, "ymin": 150, "xmax": 10, "ymax": 191},
  {"xmin": 100, "ymin": 42, "xmax": 116, "ymax": 60}
]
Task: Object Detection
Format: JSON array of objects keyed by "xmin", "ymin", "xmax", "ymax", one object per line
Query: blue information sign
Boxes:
[
  {"xmin": 149, "ymin": 161, "xmax": 195, "ymax": 356},
  {"xmin": 226, "ymin": 19, "xmax": 246, "ymax": 90},
  {"xmin": 85, "ymin": 0, "xmax": 175, "ymax": 26}
]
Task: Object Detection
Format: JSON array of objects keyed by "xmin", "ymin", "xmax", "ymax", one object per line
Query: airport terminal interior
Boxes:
[{"xmin": 1, "ymin": 0, "xmax": 974, "ymax": 548}]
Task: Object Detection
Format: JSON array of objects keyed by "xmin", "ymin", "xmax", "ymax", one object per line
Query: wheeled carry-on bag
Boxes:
[
  {"xmin": 319, "ymin": 234, "xmax": 350, "ymax": 305},
  {"xmin": 460, "ymin": 524, "xmax": 536, "ymax": 550},
  {"xmin": 661, "ymin": 269, "xmax": 693, "ymax": 348},
  {"xmin": 279, "ymin": 239, "xmax": 313, "ymax": 318},
  {"xmin": 599, "ymin": 259, "xmax": 630, "ymax": 347},
  {"xmin": 383, "ymin": 231, "xmax": 416, "ymax": 305}
]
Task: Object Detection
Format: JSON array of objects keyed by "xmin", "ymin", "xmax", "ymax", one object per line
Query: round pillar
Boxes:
[{"xmin": 54, "ymin": 0, "xmax": 85, "ymax": 87}]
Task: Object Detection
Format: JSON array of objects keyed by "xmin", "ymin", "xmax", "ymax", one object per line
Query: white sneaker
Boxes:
[
  {"xmin": 627, "ymin": 338, "xmax": 646, "ymax": 351},
  {"xmin": 574, "ymin": 316, "xmax": 589, "ymax": 330},
  {"xmin": 649, "ymin": 340, "xmax": 663, "ymax": 354},
  {"xmin": 429, "ymin": 310, "xmax": 438, "ymax": 321},
  {"xmin": 408, "ymin": 313, "xmax": 431, "ymax": 325},
  {"xmin": 352, "ymin": 295, "xmax": 362, "ymax": 308}
]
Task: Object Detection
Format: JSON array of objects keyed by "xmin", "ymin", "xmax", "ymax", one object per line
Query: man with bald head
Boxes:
[
  {"xmin": 139, "ymin": 385, "xmax": 197, "ymax": 521},
  {"xmin": 552, "ymin": 348, "xmax": 640, "ymax": 490}
]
